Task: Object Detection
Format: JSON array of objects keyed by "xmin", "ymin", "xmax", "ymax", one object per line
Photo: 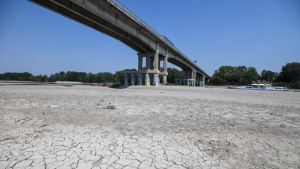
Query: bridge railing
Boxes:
[{"xmin": 107, "ymin": 0, "xmax": 163, "ymax": 42}]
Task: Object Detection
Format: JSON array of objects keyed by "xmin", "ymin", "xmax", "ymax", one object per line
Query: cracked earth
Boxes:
[{"xmin": 0, "ymin": 85, "xmax": 300, "ymax": 169}]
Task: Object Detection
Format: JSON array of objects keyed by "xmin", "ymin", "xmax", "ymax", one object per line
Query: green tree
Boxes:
[
  {"xmin": 113, "ymin": 71, "xmax": 125, "ymax": 84},
  {"xmin": 277, "ymin": 62, "xmax": 300, "ymax": 89},
  {"xmin": 32, "ymin": 75, "xmax": 48, "ymax": 82},
  {"xmin": 85, "ymin": 73, "xmax": 95, "ymax": 83},
  {"xmin": 260, "ymin": 70, "xmax": 277, "ymax": 82},
  {"xmin": 209, "ymin": 75, "xmax": 225, "ymax": 85},
  {"xmin": 48, "ymin": 73, "xmax": 58, "ymax": 82},
  {"xmin": 94, "ymin": 73, "xmax": 104, "ymax": 83},
  {"xmin": 242, "ymin": 67, "xmax": 259, "ymax": 84},
  {"xmin": 209, "ymin": 66, "xmax": 259, "ymax": 85},
  {"xmin": 0, "ymin": 72, "xmax": 33, "ymax": 81},
  {"xmin": 64, "ymin": 71, "xmax": 87, "ymax": 82},
  {"xmin": 101, "ymin": 72, "xmax": 114, "ymax": 82},
  {"xmin": 277, "ymin": 62, "xmax": 300, "ymax": 83},
  {"xmin": 58, "ymin": 71, "xmax": 66, "ymax": 81},
  {"xmin": 167, "ymin": 68, "xmax": 185, "ymax": 84}
]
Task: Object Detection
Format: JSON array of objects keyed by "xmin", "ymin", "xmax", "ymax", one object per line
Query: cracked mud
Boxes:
[{"xmin": 0, "ymin": 85, "xmax": 300, "ymax": 169}]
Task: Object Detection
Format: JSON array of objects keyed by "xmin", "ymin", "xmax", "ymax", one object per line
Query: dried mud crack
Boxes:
[{"xmin": 0, "ymin": 85, "xmax": 300, "ymax": 169}]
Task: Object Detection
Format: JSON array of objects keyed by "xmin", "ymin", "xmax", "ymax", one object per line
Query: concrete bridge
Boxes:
[{"xmin": 31, "ymin": 0, "xmax": 209, "ymax": 86}]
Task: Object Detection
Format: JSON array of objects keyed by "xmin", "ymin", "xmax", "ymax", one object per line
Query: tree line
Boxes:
[
  {"xmin": 0, "ymin": 69, "xmax": 180, "ymax": 84},
  {"xmin": 0, "ymin": 62, "xmax": 299, "ymax": 88},
  {"xmin": 0, "ymin": 71, "xmax": 124, "ymax": 84},
  {"xmin": 208, "ymin": 62, "xmax": 300, "ymax": 89}
]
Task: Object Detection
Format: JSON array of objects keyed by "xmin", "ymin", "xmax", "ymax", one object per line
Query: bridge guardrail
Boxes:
[{"xmin": 107, "ymin": 0, "xmax": 170, "ymax": 45}]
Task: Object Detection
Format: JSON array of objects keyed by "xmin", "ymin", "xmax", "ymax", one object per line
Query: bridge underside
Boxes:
[
  {"xmin": 31, "ymin": 0, "xmax": 153, "ymax": 53},
  {"xmin": 31, "ymin": 0, "xmax": 208, "ymax": 87}
]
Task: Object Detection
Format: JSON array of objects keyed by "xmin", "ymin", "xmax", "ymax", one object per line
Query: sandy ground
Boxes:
[{"xmin": 0, "ymin": 84, "xmax": 300, "ymax": 169}]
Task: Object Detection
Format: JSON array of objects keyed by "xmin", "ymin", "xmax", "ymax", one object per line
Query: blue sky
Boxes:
[{"xmin": 0, "ymin": 0, "xmax": 299, "ymax": 75}]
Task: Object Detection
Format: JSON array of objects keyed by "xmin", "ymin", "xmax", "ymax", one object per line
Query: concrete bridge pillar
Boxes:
[
  {"xmin": 163, "ymin": 56, "xmax": 168, "ymax": 72},
  {"xmin": 162, "ymin": 54, "xmax": 168, "ymax": 84},
  {"xmin": 145, "ymin": 73, "xmax": 150, "ymax": 86},
  {"xmin": 124, "ymin": 74, "xmax": 129, "ymax": 87},
  {"xmin": 146, "ymin": 55, "xmax": 151, "ymax": 70},
  {"xmin": 145, "ymin": 53, "xmax": 151, "ymax": 86},
  {"xmin": 191, "ymin": 70, "xmax": 197, "ymax": 80},
  {"xmin": 202, "ymin": 75, "xmax": 205, "ymax": 88},
  {"xmin": 130, "ymin": 74, "xmax": 135, "ymax": 85},
  {"xmin": 149, "ymin": 57, "xmax": 154, "ymax": 69},
  {"xmin": 138, "ymin": 53, "xmax": 143, "ymax": 70},
  {"xmin": 152, "ymin": 46, "xmax": 160, "ymax": 86},
  {"xmin": 137, "ymin": 74, "xmax": 142, "ymax": 85},
  {"xmin": 137, "ymin": 53, "xmax": 143, "ymax": 85},
  {"xmin": 162, "ymin": 75, "xmax": 167, "ymax": 84},
  {"xmin": 153, "ymin": 49, "xmax": 159, "ymax": 70},
  {"xmin": 153, "ymin": 74, "xmax": 159, "ymax": 86}
]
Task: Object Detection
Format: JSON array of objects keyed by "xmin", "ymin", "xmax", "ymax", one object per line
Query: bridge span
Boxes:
[{"xmin": 31, "ymin": 0, "xmax": 208, "ymax": 86}]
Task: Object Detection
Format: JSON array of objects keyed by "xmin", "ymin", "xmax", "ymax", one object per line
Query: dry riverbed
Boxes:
[{"xmin": 0, "ymin": 85, "xmax": 300, "ymax": 169}]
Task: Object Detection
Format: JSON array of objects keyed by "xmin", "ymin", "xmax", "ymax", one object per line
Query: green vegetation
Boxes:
[
  {"xmin": 166, "ymin": 68, "xmax": 185, "ymax": 84},
  {"xmin": 0, "ymin": 68, "xmax": 185, "ymax": 85},
  {"xmin": 208, "ymin": 62, "xmax": 300, "ymax": 89},
  {"xmin": 209, "ymin": 66, "xmax": 259, "ymax": 85},
  {"xmin": 0, "ymin": 72, "xmax": 34, "ymax": 81},
  {"xmin": 0, "ymin": 62, "xmax": 299, "ymax": 88},
  {"xmin": 260, "ymin": 70, "xmax": 278, "ymax": 82},
  {"xmin": 276, "ymin": 62, "xmax": 300, "ymax": 89},
  {"xmin": 48, "ymin": 71, "xmax": 115, "ymax": 83},
  {"xmin": 0, "ymin": 71, "xmax": 120, "ymax": 84}
]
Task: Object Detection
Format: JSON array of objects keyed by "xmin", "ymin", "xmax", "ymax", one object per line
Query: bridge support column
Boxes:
[
  {"xmin": 146, "ymin": 55, "xmax": 151, "ymax": 70},
  {"xmin": 130, "ymin": 74, "xmax": 135, "ymax": 85},
  {"xmin": 137, "ymin": 74, "xmax": 142, "ymax": 85},
  {"xmin": 202, "ymin": 75, "xmax": 205, "ymax": 88},
  {"xmin": 137, "ymin": 53, "xmax": 143, "ymax": 85},
  {"xmin": 191, "ymin": 70, "xmax": 196, "ymax": 80},
  {"xmin": 162, "ymin": 75, "xmax": 167, "ymax": 84},
  {"xmin": 145, "ymin": 74, "xmax": 150, "ymax": 86},
  {"xmin": 153, "ymin": 74, "xmax": 159, "ymax": 86},
  {"xmin": 149, "ymin": 57, "xmax": 154, "ymax": 69},
  {"xmin": 138, "ymin": 53, "xmax": 143, "ymax": 70},
  {"xmin": 124, "ymin": 74, "xmax": 129, "ymax": 87},
  {"xmin": 152, "ymin": 45, "xmax": 160, "ymax": 86},
  {"xmin": 162, "ymin": 55, "xmax": 168, "ymax": 84},
  {"xmin": 153, "ymin": 49, "xmax": 159, "ymax": 70}
]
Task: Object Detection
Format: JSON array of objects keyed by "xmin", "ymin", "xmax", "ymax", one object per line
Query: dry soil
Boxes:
[{"xmin": 0, "ymin": 84, "xmax": 300, "ymax": 169}]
